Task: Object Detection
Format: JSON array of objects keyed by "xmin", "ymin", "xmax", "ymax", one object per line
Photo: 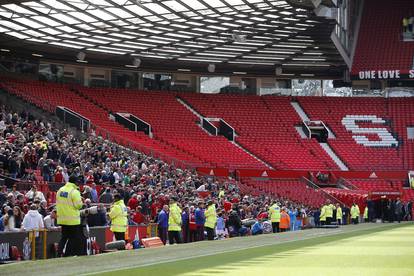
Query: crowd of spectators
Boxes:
[{"xmin": 0, "ymin": 104, "xmax": 312, "ymax": 243}]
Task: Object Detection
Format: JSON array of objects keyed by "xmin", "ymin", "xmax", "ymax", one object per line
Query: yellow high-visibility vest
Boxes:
[{"xmin": 56, "ymin": 182, "xmax": 82, "ymax": 225}]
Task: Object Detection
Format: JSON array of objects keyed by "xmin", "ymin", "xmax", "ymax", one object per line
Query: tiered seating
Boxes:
[
  {"xmin": 345, "ymin": 179, "xmax": 404, "ymax": 192},
  {"xmin": 351, "ymin": 0, "xmax": 414, "ymax": 75},
  {"xmin": 242, "ymin": 179, "xmax": 328, "ymax": 208},
  {"xmin": 0, "ymin": 79, "xmax": 209, "ymax": 168},
  {"xmin": 180, "ymin": 93, "xmax": 338, "ymax": 170},
  {"xmin": 388, "ymin": 97, "xmax": 414, "ymax": 169},
  {"xmin": 75, "ymin": 87, "xmax": 265, "ymax": 170},
  {"xmin": 297, "ymin": 97, "xmax": 403, "ymax": 170}
]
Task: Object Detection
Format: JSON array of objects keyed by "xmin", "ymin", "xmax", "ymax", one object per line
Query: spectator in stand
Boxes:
[
  {"xmin": 22, "ymin": 204, "xmax": 44, "ymax": 234},
  {"xmin": 195, "ymin": 201, "xmax": 205, "ymax": 241},
  {"xmin": 44, "ymin": 209, "xmax": 59, "ymax": 230},
  {"xmin": 128, "ymin": 194, "xmax": 139, "ymax": 211},
  {"xmin": 157, "ymin": 205, "xmax": 169, "ymax": 245},
  {"xmin": 54, "ymin": 167, "xmax": 64, "ymax": 183},
  {"xmin": 132, "ymin": 206, "xmax": 146, "ymax": 225},
  {"xmin": 0, "ymin": 185, "xmax": 7, "ymax": 207},
  {"xmin": 25, "ymin": 185, "xmax": 46, "ymax": 202},
  {"xmin": 90, "ymin": 183, "xmax": 98, "ymax": 203},
  {"xmin": 38, "ymin": 200, "xmax": 48, "ymax": 218},
  {"xmin": 99, "ymin": 188, "xmax": 113, "ymax": 204},
  {"xmin": 3, "ymin": 206, "xmax": 19, "ymax": 232}
]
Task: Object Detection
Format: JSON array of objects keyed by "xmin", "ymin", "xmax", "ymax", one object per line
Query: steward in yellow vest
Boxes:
[
  {"xmin": 205, "ymin": 200, "xmax": 217, "ymax": 240},
  {"xmin": 268, "ymin": 201, "xmax": 281, "ymax": 233},
  {"xmin": 168, "ymin": 196, "xmax": 182, "ymax": 244},
  {"xmin": 350, "ymin": 203, "xmax": 360, "ymax": 224},
  {"xmin": 320, "ymin": 204, "xmax": 327, "ymax": 225},
  {"xmin": 109, "ymin": 193, "xmax": 128, "ymax": 241},
  {"xmin": 336, "ymin": 204, "xmax": 342, "ymax": 225},
  {"xmin": 56, "ymin": 175, "xmax": 84, "ymax": 256}
]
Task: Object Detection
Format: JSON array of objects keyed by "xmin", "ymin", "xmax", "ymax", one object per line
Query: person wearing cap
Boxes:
[
  {"xmin": 56, "ymin": 174, "xmax": 84, "ymax": 256},
  {"xmin": 168, "ymin": 196, "xmax": 182, "ymax": 244},
  {"xmin": 109, "ymin": 193, "xmax": 128, "ymax": 241},
  {"xmin": 204, "ymin": 200, "xmax": 217, "ymax": 240}
]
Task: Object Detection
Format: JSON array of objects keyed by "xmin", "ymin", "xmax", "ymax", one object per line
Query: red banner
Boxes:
[{"xmin": 196, "ymin": 168, "xmax": 229, "ymax": 177}]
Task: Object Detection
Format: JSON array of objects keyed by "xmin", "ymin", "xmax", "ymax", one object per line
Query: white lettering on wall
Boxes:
[
  {"xmin": 357, "ymin": 70, "xmax": 404, "ymax": 79},
  {"xmin": 342, "ymin": 115, "xmax": 398, "ymax": 147}
]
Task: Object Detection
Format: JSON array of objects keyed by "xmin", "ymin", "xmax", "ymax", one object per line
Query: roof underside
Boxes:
[{"xmin": 0, "ymin": 0, "xmax": 345, "ymax": 77}]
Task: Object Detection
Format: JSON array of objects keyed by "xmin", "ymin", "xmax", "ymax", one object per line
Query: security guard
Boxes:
[
  {"xmin": 363, "ymin": 206, "xmax": 369, "ymax": 223},
  {"xmin": 56, "ymin": 175, "xmax": 84, "ymax": 256},
  {"xmin": 325, "ymin": 201, "xmax": 334, "ymax": 225},
  {"xmin": 204, "ymin": 200, "xmax": 217, "ymax": 240},
  {"xmin": 336, "ymin": 203, "xmax": 342, "ymax": 225},
  {"xmin": 350, "ymin": 203, "xmax": 360, "ymax": 224},
  {"xmin": 268, "ymin": 201, "xmax": 281, "ymax": 233},
  {"xmin": 319, "ymin": 204, "xmax": 327, "ymax": 226},
  {"xmin": 168, "ymin": 196, "xmax": 182, "ymax": 244},
  {"xmin": 108, "ymin": 193, "xmax": 128, "ymax": 241}
]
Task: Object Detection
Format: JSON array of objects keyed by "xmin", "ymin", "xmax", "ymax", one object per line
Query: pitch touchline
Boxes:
[{"xmin": 81, "ymin": 224, "xmax": 398, "ymax": 276}]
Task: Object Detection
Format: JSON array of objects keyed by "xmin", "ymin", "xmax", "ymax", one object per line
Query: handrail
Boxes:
[
  {"xmin": 338, "ymin": 177, "xmax": 358, "ymax": 190},
  {"xmin": 301, "ymin": 177, "xmax": 347, "ymax": 206}
]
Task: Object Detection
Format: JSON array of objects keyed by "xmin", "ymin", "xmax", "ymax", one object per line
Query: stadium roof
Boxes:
[{"xmin": 0, "ymin": 0, "xmax": 345, "ymax": 77}]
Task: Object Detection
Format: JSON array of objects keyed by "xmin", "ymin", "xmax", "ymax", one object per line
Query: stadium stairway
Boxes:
[
  {"xmin": 176, "ymin": 96, "xmax": 274, "ymax": 169},
  {"xmin": 290, "ymin": 100, "xmax": 349, "ymax": 171}
]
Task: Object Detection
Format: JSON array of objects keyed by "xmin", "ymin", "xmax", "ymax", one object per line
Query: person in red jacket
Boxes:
[
  {"xmin": 132, "ymin": 206, "xmax": 146, "ymax": 225},
  {"xmin": 128, "ymin": 194, "xmax": 139, "ymax": 211},
  {"xmin": 279, "ymin": 207, "xmax": 291, "ymax": 232}
]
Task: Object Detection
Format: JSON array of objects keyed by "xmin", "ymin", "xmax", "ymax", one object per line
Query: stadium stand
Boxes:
[
  {"xmin": 351, "ymin": 0, "xmax": 414, "ymax": 76},
  {"xmin": 297, "ymin": 97, "xmax": 404, "ymax": 170}
]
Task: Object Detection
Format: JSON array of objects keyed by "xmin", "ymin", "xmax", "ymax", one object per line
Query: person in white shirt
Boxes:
[
  {"xmin": 44, "ymin": 210, "xmax": 59, "ymax": 230},
  {"xmin": 22, "ymin": 204, "xmax": 44, "ymax": 236},
  {"xmin": 196, "ymin": 184, "xmax": 206, "ymax": 192},
  {"xmin": 25, "ymin": 186, "xmax": 46, "ymax": 202}
]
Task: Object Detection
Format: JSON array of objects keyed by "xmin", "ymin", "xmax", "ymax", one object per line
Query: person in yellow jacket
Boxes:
[
  {"xmin": 336, "ymin": 203, "xmax": 342, "ymax": 225},
  {"xmin": 168, "ymin": 196, "xmax": 182, "ymax": 244},
  {"xmin": 56, "ymin": 175, "xmax": 84, "ymax": 256},
  {"xmin": 109, "ymin": 193, "xmax": 128, "ymax": 241},
  {"xmin": 363, "ymin": 206, "xmax": 369, "ymax": 223},
  {"xmin": 204, "ymin": 200, "xmax": 217, "ymax": 240},
  {"xmin": 268, "ymin": 201, "xmax": 281, "ymax": 233},
  {"xmin": 319, "ymin": 204, "xmax": 327, "ymax": 226},
  {"xmin": 350, "ymin": 203, "xmax": 360, "ymax": 224},
  {"xmin": 325, "ymin": 200, "xmax": 334, "ymax": 225}
]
